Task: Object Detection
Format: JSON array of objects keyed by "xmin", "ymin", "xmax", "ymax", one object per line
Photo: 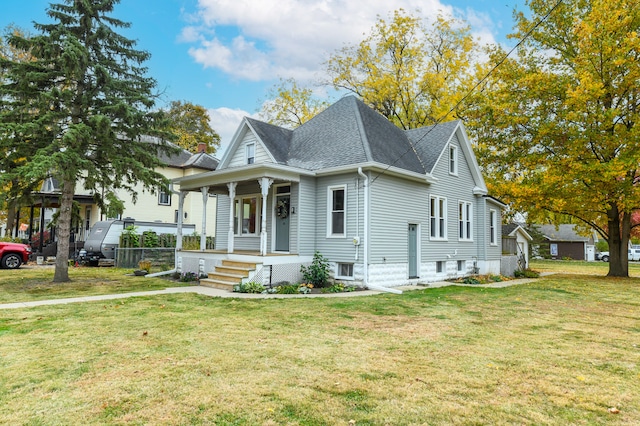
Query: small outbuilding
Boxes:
[
  {"xmin": 502, "ymin": 223, "xmax": 533, "ymax": 270},
  {"xmin": 533, "ymin": 224, "xmax": 596, "ymax": 261}
]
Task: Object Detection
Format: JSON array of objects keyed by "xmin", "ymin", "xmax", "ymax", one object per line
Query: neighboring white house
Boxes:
[
  {"xmin": 23, "ymin": 140, "xmax": 219, "ymax": 246},
  {"xmin": 173, "ymin": 96, "xmax": 504, "ymax": 290}
]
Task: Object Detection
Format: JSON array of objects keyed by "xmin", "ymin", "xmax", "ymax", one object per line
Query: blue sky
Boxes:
[{"xmin": 1, "ymin": 0, "xmax": 526, "ymax": 156}]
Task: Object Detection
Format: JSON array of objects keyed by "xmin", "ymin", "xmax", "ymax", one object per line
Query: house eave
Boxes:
[
  {"xmin": 173, "ymin": 163, "xmax": 315, "ymax": 192},
  {"xmin": 316, "ymin": 162, "xmax": 437, "ymax": 184}
]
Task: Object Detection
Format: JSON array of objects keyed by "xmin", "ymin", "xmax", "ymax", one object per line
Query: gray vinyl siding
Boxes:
[
  {"xmin": 215, "ymin": 194, "xmax": 229, "ymax": 250},
  {"xmin": 227, "ymin": 133, "xmax": 272, "ymax": 168},
  {"xmin": 314, "ymin": 173, "xmax": 363, "ymax": 263},
  {"xmin": 297, "ymin": 176, "xmax": 316, "ymax": 256},
  {"xmin": 369, "ymin": 174, "xmax": 428, "ymax": 264},
  {"xmin": 424, "ymin": 133, "xmax": 483, "ymax": 262}
]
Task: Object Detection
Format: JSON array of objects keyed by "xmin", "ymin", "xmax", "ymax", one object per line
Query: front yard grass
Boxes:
[
  {"xmin": 1, "ymin": 271, "xmax": 639, "ymax": 424},
  {"xmin": 531, "ymin": 259, "xmax": 640, "ymax": 276},
  {"xmin": 0, "ymin": 266, "xmax": 189, "ymax": 304}
]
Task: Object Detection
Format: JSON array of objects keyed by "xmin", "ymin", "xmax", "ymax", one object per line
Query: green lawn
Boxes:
[
  {"xmin": 0, "ymin": 265, "xmax": 189, "ymax": 304},
  {"xmin": 1, "ymin": 268, "xmax": 638, "ymax": 424}
]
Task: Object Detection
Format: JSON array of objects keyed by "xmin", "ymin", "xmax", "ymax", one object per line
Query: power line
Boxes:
[{"xmin": 368, "ymin": 0, "xmax": 566, "ymax": 186}]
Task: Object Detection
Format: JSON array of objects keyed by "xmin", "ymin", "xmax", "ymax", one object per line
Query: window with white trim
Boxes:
[
  {"xmin": 246, "ymin": 143, "xmax": 255, "ymax": 164},
  {"xmin": 457, "ymin": 260, "xmax": 465, "ymax": 272},
  {"xmin": 449, "ymin": 145, "xmax": 458, "ymax": 175},
  {"xmin": 235, "ymin": 196, "xmax": 259, "ymax": 235},
  {"xmin": 336, "ymin": 263, "xmax": 354, "ymax": 279},
  {"xmin": 158, "ymin": 188, "xmax": 171, "ymax": 206},
  {"xmin": 458, "ymin": 201, "xmax": 472, "ymax": 240},
  {"xmin": 430, "ymin": 196, "xmax": 447, "ymax": 240},
  {"xmin": 436, "ymin": 261, "xmax": 444, "ymax": 273},
  {"xmin": 328, "ymin": 186, "xmax": 346, "ymax": 237},
  {"xmin": 489, "ymin": 209, "xmax": 497, "ymax": 245}
]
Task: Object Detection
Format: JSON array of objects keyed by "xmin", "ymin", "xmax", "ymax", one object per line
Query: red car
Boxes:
[{"xmin": 0, "ymin": 241, "xmax": 32, "ymax": 269}]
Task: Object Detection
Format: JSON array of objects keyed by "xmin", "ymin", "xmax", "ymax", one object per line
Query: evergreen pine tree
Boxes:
[{"xmin": 0, "ymin": 0, "xmax": 177, "ymax": 281}]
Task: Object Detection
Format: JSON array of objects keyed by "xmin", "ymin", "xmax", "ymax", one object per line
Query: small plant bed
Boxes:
[
  {"xmin": 234, "ymin": 281, "xmax": 365, "ymax": 294},
  {"xmin": 450, "ymin": 274, "xmax": 512, "ymax": 285}
]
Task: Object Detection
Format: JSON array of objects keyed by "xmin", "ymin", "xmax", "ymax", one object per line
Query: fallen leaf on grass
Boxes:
[{"xmin": 608, "ymin": 407, "xmax": 620, "ymax": 414}]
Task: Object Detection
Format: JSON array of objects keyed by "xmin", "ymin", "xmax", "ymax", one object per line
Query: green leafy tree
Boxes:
[
  {"xmin": 0, "ymin": 0, "xmax": 177, "ymax": 282},
  {"xmin": 164, "ymin": 100, "xmax": 220, "ymax": 154},
  {"xmin": 326, "ymin": 9, "xmax": 478, "ymax": 129},
  {"xmin": 466, "ymin": 0, "xmax": 640, "ymax": 277},
  {"xmin": 259, "ymin": 78, "xmax": 330, "ymax": 128}
]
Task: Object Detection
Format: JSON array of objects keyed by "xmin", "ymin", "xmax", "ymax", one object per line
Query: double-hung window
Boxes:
[
  {"xmin": 234, "ymin": 196, "xmax": 258, "ymax": 235},
  {"xmin": 489, "ymin": 209, "xmax": 497, "ymax": 245},
  {"xmin": 430, "ymin": 196, "xmax": 447, "ymax": 240},
  {"xmin": 458, "ymin": 201, "xmax": 472, "ymax": 240},
  {"xmin": 158, "ymin": 188, "xmax": 171, "ymax": 206},
  {"xmin": 328, "ymin": 186, "xmax": 346, "ymax": 237}
]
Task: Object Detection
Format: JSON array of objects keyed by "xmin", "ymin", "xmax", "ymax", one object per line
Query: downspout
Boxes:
[{"xmin": 357, "ymin": 167, "xmax": 403, "ymax": 295}]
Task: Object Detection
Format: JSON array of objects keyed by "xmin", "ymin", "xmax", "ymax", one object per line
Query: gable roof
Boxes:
[
  {"xmin": 217, "ymin": 96, "xmax": 485, "ymax": 192},
  {"xmin": 140, "ymin": 135, "xmax": 218, "ymax": 171},
  {"xmin": 502, "ymin": 223, "xmax": 533, "ymax": 240},
  {"xmin": 535, "ymin": 224, "xmax": 591, "ymax": 242}
]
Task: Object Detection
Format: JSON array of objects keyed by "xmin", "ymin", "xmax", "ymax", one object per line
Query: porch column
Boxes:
[
  {"xmin": 176, "ymin": 191, "xmax": 187, "ymax": 251},
  {"xmin": 227, "ymin": 182, "xmax": 237, "ymax": 254},
  {"xmin": 200, "ymin": 186, "xmax": 210, "ymax": 251},
  {"xmin": 259, "ymin": 178, "xmax": 273, "ymax": 256}
]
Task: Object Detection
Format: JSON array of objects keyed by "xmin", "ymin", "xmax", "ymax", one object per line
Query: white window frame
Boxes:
[
  {"xmin": 327, "ymin": 185, "xmax": 347, "ymax": 238},
  {"xmin": 235, "ymin": 195, "xmax": 260, "ymax": 236},
  {"xmin": 246, "ymin": 143, "xmax": 255, "ymax": 165},
  {"xmin": 449, "ymin": 144, "xmax": 458, "ymax": 176},
  {"xmin": 458, "ymin": 201, "xmax": 473, "ymax": 241},
  {"xmin": 436, "ymin": 261, "xmax": 444, "ymax": 273},
  {"xmin": 430, "ymin": 195, "xmax": 447, "ymax": 240},
  {"xmin": 158, "ymin": 188, "xmax": 171, "ymax": 206},
  {"xmin": 489, "ymin": 209, "xmax": 497, "ymax": 245},
  {"xmin": 336, "ymin": 263, "xmax": 354, "ymax": 280}
]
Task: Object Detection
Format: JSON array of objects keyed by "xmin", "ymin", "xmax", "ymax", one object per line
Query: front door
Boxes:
[
  {"xmin": 408, "ymin": 224, "xmax": 418, "ymax": 278},
  {"xmin": 275, "ymin": 194, "xmax": 290, "ymax": 252}
]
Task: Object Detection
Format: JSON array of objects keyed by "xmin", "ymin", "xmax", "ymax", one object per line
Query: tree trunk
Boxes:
[
  {"xmin": 5, "ymin": 201, "xmax": 16, "ymax": 238},
  {"xmin": 607, "ymin": 205, "xmax": 629, "ymax": 277},
  {"xmin": 53, "ymin": 179, "xmax": 75, "ymax": 283}
]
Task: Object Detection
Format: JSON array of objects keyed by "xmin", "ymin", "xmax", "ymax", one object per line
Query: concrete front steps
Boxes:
[{"xmin": 199, "ymin": 260, "xmax": 257, "ymax": 291}]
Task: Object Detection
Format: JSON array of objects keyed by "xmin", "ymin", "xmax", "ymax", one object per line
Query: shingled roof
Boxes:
[{"xmin": 238, "ymin": 96, "xmax": 459, "ymax": 174}]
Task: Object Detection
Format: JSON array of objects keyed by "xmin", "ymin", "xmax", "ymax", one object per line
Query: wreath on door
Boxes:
[{"xmin": 276, "ymin": 199, "xmax": 289, "ymax": 219}]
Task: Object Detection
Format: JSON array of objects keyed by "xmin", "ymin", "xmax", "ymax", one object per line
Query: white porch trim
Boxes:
[
  {"xmin": 227, "ymin": 182, "xmax": 237, "ymax": 254},
  {"xmin": 259, "ymin": 177, "xmax": 273, "ymax": 256}
]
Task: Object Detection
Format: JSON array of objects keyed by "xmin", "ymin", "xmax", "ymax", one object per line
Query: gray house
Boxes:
[{"xmin": 173, "ymin": 96, "xmax": 503, "ymax": 290}]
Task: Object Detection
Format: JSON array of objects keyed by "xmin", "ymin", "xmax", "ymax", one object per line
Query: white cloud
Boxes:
[
  {"xmin": 207, "ymin": 107, "xmax": 257, "ymax": 158},
  {"xmin": 182, "ymin": 0, "xmax": 496, "ymax": 83}
]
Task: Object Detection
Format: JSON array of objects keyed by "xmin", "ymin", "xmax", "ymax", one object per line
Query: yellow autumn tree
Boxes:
[
  {"xmin": 164, "ymin": 100, "xmax": 220, "ymax": 154},
  {"xmin": 326, "ymin": 9, "xmax": 478, "ymax": 129},
  {"xmin": 466, "ymin": 0, "xmax": 640, "ymax": 277},
  {"xmin": 259, "ymin": 78, "xmax": 329, "ymax": 128}
]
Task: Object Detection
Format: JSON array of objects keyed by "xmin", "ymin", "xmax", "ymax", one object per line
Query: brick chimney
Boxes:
[{"xmin": 197, "ymin": 142, "xmax": 207, "ymax": 153}]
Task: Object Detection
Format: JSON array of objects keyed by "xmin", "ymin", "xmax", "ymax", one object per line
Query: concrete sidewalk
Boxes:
[{"xmin": 0, "ymin": 278, "xmax": 538, "ymax": 310}]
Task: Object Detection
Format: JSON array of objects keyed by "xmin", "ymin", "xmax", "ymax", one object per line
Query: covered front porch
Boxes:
[{"xmin": 173, "ymin": 164, "xmax": 316, "ymax": 289}]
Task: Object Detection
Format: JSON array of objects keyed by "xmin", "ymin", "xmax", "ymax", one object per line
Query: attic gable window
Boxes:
[
  {"xmin": 449, "ymin": 145, "xmax": 458, "ymax": 175},
  {"xmin": 246, "ymin": 143, "xmax": 255, "ymax": 164},
  {"xmin": 328, "ymin": 185, "xmax": 346, "ymax": 237}
]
